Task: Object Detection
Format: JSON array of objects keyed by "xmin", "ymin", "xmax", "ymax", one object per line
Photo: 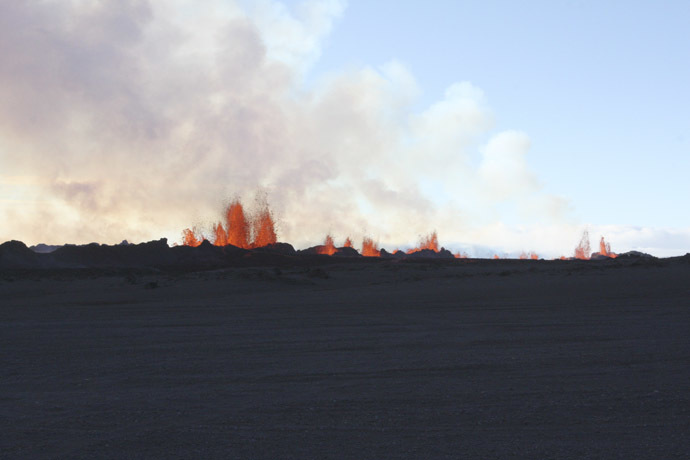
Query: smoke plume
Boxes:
[{"xmin": 5, "ymin": 1, "xmax": 679, "ymax": 257}]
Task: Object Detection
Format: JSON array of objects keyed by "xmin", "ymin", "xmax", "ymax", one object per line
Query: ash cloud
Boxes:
[{"xmin": 2, "ymin": 0, "xmax": 579, "ymax": 253}]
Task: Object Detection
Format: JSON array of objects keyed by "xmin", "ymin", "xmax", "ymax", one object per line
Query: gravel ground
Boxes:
[{"xmin": 1, "ymin": 258, "xmax": 689, "ymax": 459}]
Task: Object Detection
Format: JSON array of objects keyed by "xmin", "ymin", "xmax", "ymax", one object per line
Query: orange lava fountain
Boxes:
[
  {"xmin": 316, "ymin": 235, "xmax": 337, "ymax": 255},
  {"xmin": 251, "ymin": 204, "xmax": 277, "ymax": 248},
  {"xmin": 361, "ymin": 237, "xmax": 380, "ymax": 257},
  {"xmin": 565, "ymin": 231, "xmax": 617, "ymax": 260},
  {"xmin": 599, "ymin": 236, "xmax": 617, "ymax": 258},
  {"xmin": 182, "ymin": 227, "xmax": 202, "ymax": 247},
  {"xmin": 574, "ymin": 230, "xmax": 591, "ymax": 260},
  {"xmin": 225, "ymin": 201, "xmax": 250, "ymax": 248},
  {"xmin": 181, "ymin": 198, "xmax": 276, "ymax": 248},
  {"xmin": 407, "ymin": 231, "xmax": 439, "ymax": 254},
  {"xmin": 213, "ymin": 223, "xmax": 228, "ymax": 247},
  {"xmin": 181, "ymin": 203, "xmax": 619, "ymax": 262}
]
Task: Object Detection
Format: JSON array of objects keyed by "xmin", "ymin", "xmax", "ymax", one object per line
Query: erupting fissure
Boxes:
[
  {"xmin": 182, "ymin": 227, "xmax": 202, "ymax": 247},
  {"xmin": 569, "ymin": 231, "xmax": 617, "ymax": 259},
  {"xmin": 574, "ymin": 230, "xmax": 592, "ymax": 260},
  {"xmin": 316, "ymin": 235, "xmax": 337, "ymax": 256},
  {"xmin": 180, "ymin": 199, "xmax": 616, "ymax": 261},
  {"xmin": 361, "ymin": 237, "xmax": 380, "ymax": 257},
  {"xmin": 181, "ymin": 199, "xmax": 276, "ymax": 249},
  {"xmin": 407, "ymin": 231, "xmax": 439, "ymax": 254},
  {"xmin": 599, "ymin": 236, "xmax": 617, "ymax": 258}
]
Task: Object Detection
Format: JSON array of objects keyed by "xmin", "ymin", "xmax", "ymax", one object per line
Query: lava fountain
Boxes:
[
  {"xmin": 180, "ymin": 199, "xmax": 617, "ymax": 261},
  {"xmin": 407, "ymin": 231, "xmax": 439, "ymax": 254},
  {"xmin": 316, "ymin": 235, "xmax": 337, "ymax": 255},
  {"xmin": 181, "ymin": 199, "xmax": 276, "ymax": 249},
  {"xmin": 574, "ymin": 230, "xmax": 592, "ymax": 260},
  {"xmin": 361, "ymin": 237, "xmax": 380, "ymax": 257}
]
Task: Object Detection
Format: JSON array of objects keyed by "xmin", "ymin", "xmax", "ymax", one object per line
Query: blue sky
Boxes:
[{"xmin": 305, "ymin": 0, "xmax": 690, "ymax": 228}]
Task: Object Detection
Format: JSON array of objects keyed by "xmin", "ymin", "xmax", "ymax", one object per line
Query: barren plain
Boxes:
[{"xmin": 1, "ymin": 256, "xmax": 689, "ymax": 458}]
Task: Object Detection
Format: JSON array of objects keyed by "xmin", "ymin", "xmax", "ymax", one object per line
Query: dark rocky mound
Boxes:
[
  {"xmin": 297, "ymin": 245, "xmax": 328, "ymax": 256},
  {"xmin": 334, "ymin": 246, "xmax": 360, "ymax": 257},
  {"xmin": 29, "ymin": 243, "xmax": 62, "ymax": 254},
  {"xmin": 616, "ymin": 250, "xmax": 656, "ymax": 259},
  {"xmin": 170, "ymin": 240, "xmax": 252, "ymax": 269},
  {"xmin": 52, "ymin": 239, "xmax": 173, "ymax": 268},
  {"xmin": 0, "ymin": 241, "xmax": 43, "ymax": 268},
  {"xmin": 405, "ymin": 248, "xmax": 456, "ymax": 259},
  {"xmin": 253, "ymin": 242, "xmax": 296, "ymax": 255},
  {"xmin": 666, "ymin": 253, "xmax": 690, "ymax": 264},
  {"xmin": 590, "ymin": 253, "xmax": 615, "ymax": 260},
  {"xmin": 3, "ymin": 238, "xmax": 680, "ymax": 271},
  {"xmin": 296, "ymin": 245, "xmax": 359, "ymax": 257}
]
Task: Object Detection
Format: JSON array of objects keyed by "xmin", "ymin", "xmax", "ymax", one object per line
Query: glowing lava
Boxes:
[
  {"xmin": 181, "ymin": 203, "xmax": 618, "ymax": 261},
  {"xmin": 567, "ymin": 231, "xmax": 617, "ymax": 260},
  {"xmin": 181, "ymin": 198, "xmax": 276, "ymax": 248},
  {"xmin": 574, "ymin": 230, "xmax": 592, "ymax": 260},
  {"xmin": 182, "ymin": 227, "xmax": 202, "ymax": 247},
  {"xmin": 316, "ymin": 235, "xmax": 337, "ymax": 255},
  {"xmin": 251, "ymin": 203, "xmax": 277, "ymax": 248},
  {"xmin": 225, "ymin": 201, "xmax": 250, "ymax": 249},
  {"xmin": 361, "ymin": 237, "xmax": 380, "ymax": 257},
  {"xmin": 407, "ymin": 231, "xmax": 439, "ymax": 254},
  {"xmin": 599, "ymin": 236, "xmax": 617, "ymax": 258}
]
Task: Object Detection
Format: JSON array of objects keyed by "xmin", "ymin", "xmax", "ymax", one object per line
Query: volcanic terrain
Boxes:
[{"xmin": 1, "ymin": 240, "xmax": 689, "ymax": 458}]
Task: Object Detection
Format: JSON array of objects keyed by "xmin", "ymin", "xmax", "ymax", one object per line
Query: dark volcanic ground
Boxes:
[{"xmin": 1, "ymin": 257, "xmax": 689, "ymax": 459}]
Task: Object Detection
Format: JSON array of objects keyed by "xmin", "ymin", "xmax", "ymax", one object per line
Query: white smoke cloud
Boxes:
[{"xmin": 0, "ymin": 0, "xmax": 687, "ymax": 257}]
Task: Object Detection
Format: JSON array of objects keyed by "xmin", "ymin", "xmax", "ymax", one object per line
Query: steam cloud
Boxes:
[{"xmin": 1, "ymin": 1, "xmax": 685, "ymax": 257}]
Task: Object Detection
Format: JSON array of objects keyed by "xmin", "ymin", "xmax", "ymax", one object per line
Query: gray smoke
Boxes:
[{"xmin": 1, "ymin": 0, "xmax": 579, "ymax": 254}]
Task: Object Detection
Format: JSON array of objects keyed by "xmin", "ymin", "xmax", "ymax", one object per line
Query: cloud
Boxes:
[
  {"xmin": 1, "ymin": 1, "xmax": 683, "ymax": 257},
  {"xmin": 479, "ymin": 130, "xmax": 537, "ymax": 200},
  {"xmin": 248, "ymin": 0, "xmax": 347, "ymax": 71}
]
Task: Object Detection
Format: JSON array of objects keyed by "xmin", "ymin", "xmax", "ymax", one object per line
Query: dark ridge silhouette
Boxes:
[
  {"xmin": 29, "ymin": 243, "xmax": 62, "ymax": 253},
  {"xmin": 333, "ymin": 246, "xmax": 361, "ymax": 257},
  {"xmin": 0, "ymin": 239, "xmax": 668, "ymax": 271},
  {"xmin": 616, "ymin": 250, "xmax": 656, "ymax": 259},
  {"xmin": 252, "ymin": 242, "xmax": 297, "ymax": 256},
  {"xmin": 297, "ymin": 245, "xmax": 361, "ymax": 257},
  {"xmin": 52, "ymin": 239, "xmax": 172, "ymax": 268},
  {"xmin": 405, "ymin": 247, "xmax": 456, "ymax": 259},
  {"xmin": 0, "ymin": 241, "xmax": 43, "ymax": 268}
]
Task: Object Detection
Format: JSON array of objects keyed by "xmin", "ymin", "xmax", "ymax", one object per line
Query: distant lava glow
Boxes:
[
  {"xmin": 574, "ymin": 230, "xmax": 592, "ymax": 260},
  {"xmin": 180, "ymin": 199, "xmax": 616, "ymax": 260},
  {"xmin": 571, "ymin": 230, "xmax": 617, "ymax": 260},
  {"xmin": 599, "ymin": 236, "xmax": 617, "ymax": 258},
  {"xmin": 407, "ymin": 231, "xmax": 440, "ymax": 254}
]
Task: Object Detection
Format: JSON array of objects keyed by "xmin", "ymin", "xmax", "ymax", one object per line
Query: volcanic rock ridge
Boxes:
[{"xmin": 0, "ymin": 239, "xmax": 672, "ymax": 271}]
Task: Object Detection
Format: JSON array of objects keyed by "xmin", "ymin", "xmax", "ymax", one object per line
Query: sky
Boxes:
[
  {"xmin": 1, "ymin": 0, "xmax": 689, "ymax": 257},
  {"xmin": 307, "ymin": 0, "xmax": 690, "ymax": 228}
]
